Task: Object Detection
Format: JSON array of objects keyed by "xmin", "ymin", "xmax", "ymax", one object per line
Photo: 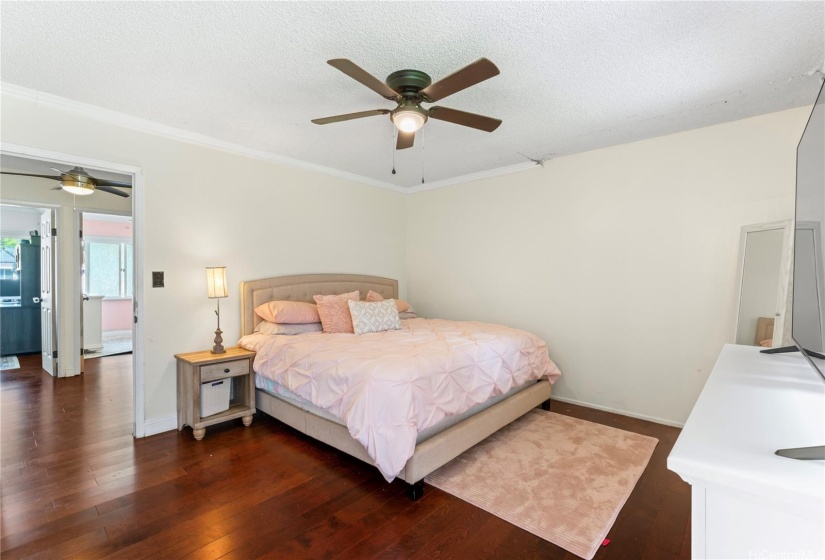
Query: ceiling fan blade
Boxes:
[
  {"xmin": 0, "ymin": 171, "xmax": 63, "ymax": 181},
  {"xmin": 93, "ymin": 179, "xmax": 132, "ymax": 188},
  {"xmin": 396, "ymin": 131, "xmax": 415, "ymax": 150},
  {"xmin": 96, "ymin": 185, "xmax": 130, "ymax": 198},
  {"xmin": 420, "ymin": 58, "xmax": 500, "ymax": 102},
  {"xmin": 428, "ymin": 106, "xmax": 502, "ymax": 132},
  {"xmin": 51, "ymin": 185, "xmax": 63, "ymax": 191},
  {"xmin": 327, "ymin": 59, "xmax": 400, "ymax": 100},
  {"xmin": 312, "ymin": 109, "xmax": 391, "ymax": 125}
]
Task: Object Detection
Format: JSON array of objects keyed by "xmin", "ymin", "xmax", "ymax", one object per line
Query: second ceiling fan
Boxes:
[
  {"xmin": 0, "ymin": 166, "xmax": 131, "ymax": 198},
  {"xmin": 312, "ymin": 57, "xmax": 502, "ymax": 150}
]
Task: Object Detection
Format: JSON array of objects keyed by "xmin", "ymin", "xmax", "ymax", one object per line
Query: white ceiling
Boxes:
[{"xmin": 2, "ymin": 2, "xmax": 823, "ymax": 190}]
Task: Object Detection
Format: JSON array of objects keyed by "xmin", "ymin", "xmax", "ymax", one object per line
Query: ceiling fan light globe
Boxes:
[
  {"xmin": 392, "ymin": 110, "xmax": 426, "ymax": 133},
  {"xmin": 61, "ymin": 182, "xmax": 94, "ymax": 196}
]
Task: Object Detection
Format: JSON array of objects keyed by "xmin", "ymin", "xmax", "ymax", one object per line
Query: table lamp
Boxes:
[{"xmin": 206, "ymin": 266, "xmax": 228, "ymax": 354}]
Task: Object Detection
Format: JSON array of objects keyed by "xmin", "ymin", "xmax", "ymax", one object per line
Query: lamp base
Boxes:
[{"xmin": 211, "ymin": 328, "xmax": 225, "ymax": 354}]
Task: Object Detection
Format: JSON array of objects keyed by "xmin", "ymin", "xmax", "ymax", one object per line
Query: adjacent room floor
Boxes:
[
  {"xmin": 84, "ymin": 329, "xmax": 133, "ymax": 359},
  {"xmin": 0, "ymin": 355, "xmax": 690, "ymax": 559}
]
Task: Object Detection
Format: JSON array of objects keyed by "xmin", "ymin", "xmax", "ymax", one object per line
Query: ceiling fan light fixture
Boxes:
[
  {"xmin": 391, "ymin": 106, "xmax": 428, "ymax": 133},
  {"xmin": 61, "ymin": 181, "xmax": 94, "ymax": 196}
]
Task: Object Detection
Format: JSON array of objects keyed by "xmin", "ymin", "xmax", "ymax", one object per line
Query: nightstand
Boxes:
[{"xmin": 175, "ymin": 347, "xmax": 256, "ymax": 440}]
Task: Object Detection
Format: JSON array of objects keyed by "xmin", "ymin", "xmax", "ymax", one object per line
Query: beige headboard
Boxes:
[{"xmin": 240, "ymin": 273, "xmax": 398, "ymax": 336}]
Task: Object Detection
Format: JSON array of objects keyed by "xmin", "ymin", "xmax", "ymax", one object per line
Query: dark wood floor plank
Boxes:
[{"xmin": 0, "ymin": 353, "xmax": 690, "ymax": 559}]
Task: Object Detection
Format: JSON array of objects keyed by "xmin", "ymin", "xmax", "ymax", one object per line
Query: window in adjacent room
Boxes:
[
  {"xmin": 0, "ymin": 237, "xmax": 21, "ymax": 280},
  {"xmin": 84, "ymin": 238, "xmax": 133, "ymax": 298}
]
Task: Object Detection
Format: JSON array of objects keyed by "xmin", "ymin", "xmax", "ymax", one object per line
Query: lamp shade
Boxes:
[{"xmin": 206, "ymin": 267, "xmax": 228, "ymax": 299}]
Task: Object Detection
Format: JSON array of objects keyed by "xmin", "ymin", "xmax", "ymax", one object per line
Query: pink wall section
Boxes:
[
  {"xmin": 84, "ymin": 218, "xmax": 133, "ymax": 332},
  {"xmin": 84, "ymin": 219, "xmax": 131, "ymax": 238},
  {"xmin": 101, "ymin": 299, "xmax": 133, "ymax": 331}
]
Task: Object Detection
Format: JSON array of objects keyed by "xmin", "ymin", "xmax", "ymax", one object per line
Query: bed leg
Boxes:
[
  {"xmin": 541, "ymin": 399, "xmax": 551, "ymax": 411},
  {"xmin": 407, "ymin": 481, "xmax": 425, "ymax": 501}
]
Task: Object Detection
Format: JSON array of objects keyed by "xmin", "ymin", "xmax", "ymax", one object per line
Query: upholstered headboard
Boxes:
[{"xmin": 240, "ymin": 273, "xmax": 398, "ymax": 336}]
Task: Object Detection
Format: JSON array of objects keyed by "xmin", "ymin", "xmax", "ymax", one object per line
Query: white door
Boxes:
[
  {"xmin": 79, "ymin": 215, "xmax": 85, "ymax": 374},
  {"xmin": 40, "ymin": 210, "xmax": 57, "ymax": 376}
]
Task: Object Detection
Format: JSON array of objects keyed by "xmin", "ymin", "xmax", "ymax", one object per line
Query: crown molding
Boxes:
[
  {"xmin": 1, "ymin": 82, "xmax": 408, "ymax": 193},
  {"xmin": 1, "ymin": 82, "xmax": 539, "ymax": 194},
  {"xmin": 405, "ymin": 161, "xmax": 539, "ymax": 193}
]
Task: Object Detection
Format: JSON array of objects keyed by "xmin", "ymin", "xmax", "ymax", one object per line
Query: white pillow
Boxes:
[
  {"xmin": 254, "ymin": 321, "xmax": 323, "ymax": 335},
  {"xmin": 347, "ymin": 299, "xmax": 401, "ymax": 335}
]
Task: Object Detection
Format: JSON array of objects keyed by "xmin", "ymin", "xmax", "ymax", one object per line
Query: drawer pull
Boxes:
[{"xmin": 224, "ymin": 368, "xmax": 230, "ymax": 373}]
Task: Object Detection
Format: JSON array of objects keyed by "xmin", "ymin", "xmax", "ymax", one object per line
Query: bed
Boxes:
[{"xmin": 238, "ymin": 273, "xmax": 559, "ymax": 499}]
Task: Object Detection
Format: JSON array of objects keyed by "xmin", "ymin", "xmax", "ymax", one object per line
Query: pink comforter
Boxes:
[{"xmin": 238, "ymin": 318, "xmax": 561, "ymax": 481}]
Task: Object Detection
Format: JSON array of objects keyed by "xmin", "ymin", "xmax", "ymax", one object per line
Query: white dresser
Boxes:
[
  {"xmin": 82, "ymin": 295, "xmax": 104, "ymax": 353},
  {"xmin": 668, "ymin": 344, "xmax": 824, "ymax": 559}
]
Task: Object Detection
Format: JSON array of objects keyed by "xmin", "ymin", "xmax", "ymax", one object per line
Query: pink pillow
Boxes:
[
  {"xmin": 365, "ymin": 289, "xmax": 410, "ymax": 313},
  {"xmin": 254, "ymin": 301, "xmax": 320, "ymax": 324},
  {"xmin": 313, "ymin": 291, "xmax": 360, "ymax": 333}
]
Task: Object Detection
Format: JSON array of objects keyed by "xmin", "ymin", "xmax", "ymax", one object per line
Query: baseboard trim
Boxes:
[
  {"xmin": 550, "ymin": 395, "xmax": 685, "ymax": 428},
  {"xmin": 143, "ymin": 415, "xmax": 177, "ymax": 437}
]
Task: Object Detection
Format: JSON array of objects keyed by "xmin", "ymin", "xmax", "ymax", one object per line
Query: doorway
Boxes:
[
  {"xmin": 80, "ymin": 212, "xmax": 133, "ymax": 362},
  {"xmin": 0, "ymin": 204, "xmax": 56, "ymax": 372},
  {"xmin": 734, "ymin": 220, "xmax": 794, "ymax": 348},
  {"xmin": 1, "ymin": 145, "xmax": 145, "ymax": 437}
]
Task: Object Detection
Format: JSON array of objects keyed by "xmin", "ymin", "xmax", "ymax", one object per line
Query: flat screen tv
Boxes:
[{"xmin": 762, "ymin": 78, "xmax": 825, "ymax": 460}]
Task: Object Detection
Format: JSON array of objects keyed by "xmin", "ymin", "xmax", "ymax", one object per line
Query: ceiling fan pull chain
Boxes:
[{"xmin": 391, "ymin": 126, "xmax": 397, "ymax": 175}]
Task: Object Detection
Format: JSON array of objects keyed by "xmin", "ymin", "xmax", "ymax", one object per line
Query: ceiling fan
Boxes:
[
  {"xmin": 312, "ymin": 58, "xmax": 502, "ymax": 150},
  {"xmin": 0, "ymin": 166, "xmax": 131, "ymax": 198}
]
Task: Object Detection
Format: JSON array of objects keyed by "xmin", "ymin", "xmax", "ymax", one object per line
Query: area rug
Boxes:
[
  {"xmin": 0, "ymin": 356, "xmax": 20, "ymax": 370},
  {"xmin": 424, "ymin": 409, "xmax": 658, "ymax": 560},
  {"xmin": 84, "ymin": 330, "xmax": 133, "ymax": 359}
]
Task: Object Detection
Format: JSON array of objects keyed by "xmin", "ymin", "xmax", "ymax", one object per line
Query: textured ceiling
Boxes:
[{"xmin": 2, "ymin": 2, "xmax": 824, "ymax": 189}]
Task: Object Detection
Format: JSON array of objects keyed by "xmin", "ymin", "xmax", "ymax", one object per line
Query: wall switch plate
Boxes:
[{"xmin": 152, "ymin": 271, "xmax": 164, "ymax": 288}]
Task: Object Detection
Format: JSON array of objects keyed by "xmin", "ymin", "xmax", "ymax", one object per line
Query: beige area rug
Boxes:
[
  {"xmin": 425, "ymin": 409, "xmax": 658, "ymax": 560},
  {"xmin": 84, "ymin": 330, "xmax": 133, "ymax": 359}
]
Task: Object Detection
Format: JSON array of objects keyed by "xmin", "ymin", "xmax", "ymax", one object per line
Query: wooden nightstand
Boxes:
[{"xmin": 175, "ymin": 347, "xmax": 256, "ymax": 440}]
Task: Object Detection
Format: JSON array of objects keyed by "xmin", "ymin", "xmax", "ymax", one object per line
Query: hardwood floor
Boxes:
[{"xmin": 1, "ymin": 354, "xmax": 691, "ymax": 559}]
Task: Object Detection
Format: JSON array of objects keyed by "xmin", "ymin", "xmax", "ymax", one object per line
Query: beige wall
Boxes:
[
  {"xmin": 1, "ymin": 92, "xmax": 406, "ymax": 430},
  {"xmin": 1, "ymin": 88, "xmax": 811, "ymax": 430},
  {"xmin": 405, "ymin": 107, "xmax": 810, "ymax": 425}
]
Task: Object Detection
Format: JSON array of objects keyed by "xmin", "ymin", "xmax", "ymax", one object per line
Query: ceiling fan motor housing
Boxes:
[
  {"xmin": 386, "ymin": 69, "xmax": 432, "ymax": 98},
  {"xmin": 61, "ymin": 168, "xmax": 95, "ymax": 192}
]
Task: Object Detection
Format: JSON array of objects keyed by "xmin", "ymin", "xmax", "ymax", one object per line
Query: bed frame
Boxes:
[{"xmin": 240, "ymin": 273, "xmax": 552, "ymax": 500}]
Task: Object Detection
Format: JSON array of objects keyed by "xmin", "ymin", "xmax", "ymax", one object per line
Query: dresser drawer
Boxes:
[{"xmin": 201, "ymin": 358, "xmax": 250, "ymax": 382}]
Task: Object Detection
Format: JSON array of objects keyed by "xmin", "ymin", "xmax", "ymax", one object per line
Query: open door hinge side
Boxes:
[
  {"xmin": 52, "ymin": 350, "xmax": 58, "ymax": 359},
  {"xmin": 51, "ymin": 227, "xmax": 57, "ymax": 237}
]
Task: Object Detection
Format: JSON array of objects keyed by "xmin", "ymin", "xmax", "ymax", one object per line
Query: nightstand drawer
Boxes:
[{"xmin": 201, "ymin": 358, "xmax": 250, "ymax": 382}]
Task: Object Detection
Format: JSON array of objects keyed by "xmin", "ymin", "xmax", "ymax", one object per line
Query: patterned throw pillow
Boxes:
[
  {"xmin": 347, "ymin": 299, "xmax": 402, "ymax": 335},
  {"xmin": 313, "ymin": 291, "xmax": 360, "ymax": 333},
  {"xmin": 365, "ymin": 289, "xmax": 412, "ymax": 313}
]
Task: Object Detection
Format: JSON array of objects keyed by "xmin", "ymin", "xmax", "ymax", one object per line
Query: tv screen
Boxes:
[{"xmin": 792, "ymin": 78, "xmax": 825, "ymax": 379}]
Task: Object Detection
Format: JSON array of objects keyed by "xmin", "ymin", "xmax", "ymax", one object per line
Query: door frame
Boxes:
[
  {"xmin": 75, "ymin": 208, "xmax": 133, "ymax": 374},
  {"xmin": 1, "ymin": 141, "xmax": 146, "ymax": 438},
  {"xmin": 733, "ymin": 220, "xmax": 794, "ymax": 348}
]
